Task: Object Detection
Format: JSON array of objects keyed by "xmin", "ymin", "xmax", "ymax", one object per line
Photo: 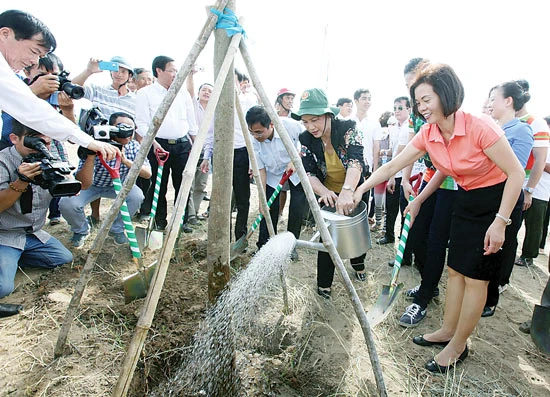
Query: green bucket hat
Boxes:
[{"xmin": 291, "ymin": 88, "xmax": 340, "ymax": 120}]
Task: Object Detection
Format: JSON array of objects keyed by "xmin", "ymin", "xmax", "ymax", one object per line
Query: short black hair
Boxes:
[
  {"xmin": 353, "ymin": 89, "xmax": 370, "ymax": 101},
  {"xmin": 394, "ymin": 96, "xmax": 410, "ymax": 108},
  {"xmin": 0, "ymin": 10, "xmax": 56, "ymax": 53},
  {"xmin": 245, "ymin": 106, "xmax": 271, "ymax": 128},
  {"xmin": 336, "ymin": 97, "xmax": 352, "ymax": 107},
  {"xmin": 109, "ymin": 111, "xmax": 135, "ymax": 126},
  {"xmin": 410, "ymin": 63, "xmax": 464, "ymax": 121},
  {"xmin": 11, "ymin": 119, "xmax": 41, "ymax": 138},
  {"xmin": 152, "ymin": 56, "xmax": 175, "ymax": 78},
  {"xmin": 404, "ymin": 57, "xmax": 428, "ymax": 75}
]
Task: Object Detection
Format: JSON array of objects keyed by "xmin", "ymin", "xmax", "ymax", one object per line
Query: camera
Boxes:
[
  {"xmin": 79, "ymin": 107, "xmax": 133, "ymax": 148},
  {"xmin": 21, "ymin": 136, "xmax": 82, "ymax": 197},
  {"xmin": 57, "ymin": 71, "xmax": 84, "ymax": 100}
]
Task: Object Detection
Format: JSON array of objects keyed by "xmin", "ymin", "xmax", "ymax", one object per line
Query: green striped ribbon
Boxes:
[
  {"xmin": 112, "ymin": 178, "xmax": 141, "ymax": 259},
  {"xmin": 389, "ymin": 195, "xmax": 414, "ymax": 291},
  {"xmin": 149, "ymin": 163, "xmax": 164, "ymax": 220}
]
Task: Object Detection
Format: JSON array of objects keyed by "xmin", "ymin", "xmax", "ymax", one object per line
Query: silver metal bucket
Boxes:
[{"xmin": 319, "ymin": 200, "xmax": 372, "ymax": 258}]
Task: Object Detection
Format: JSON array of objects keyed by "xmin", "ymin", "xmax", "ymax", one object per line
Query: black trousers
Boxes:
[
  {"xmin": 317, "ymin": 189, "xmax": 370, "ymax": 289},
  {"xmin": 143, "ymin": 138, "xmax": 191, "ymax": 229},
  {"xmin": 257, "ymin": 181, "xmax": 306, "ymax": 249},
  {"xmin": 232, "ymin": 148, "xmax": 251, "ymax": 240}
]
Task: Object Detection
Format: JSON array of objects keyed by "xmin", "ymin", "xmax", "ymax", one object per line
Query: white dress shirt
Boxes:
[
  {"xmin": 135, "ymin": 81, "xmax": 197, "ymax": 140},
  {"xmin": 0, "ymin": 53, "xmax": 92, "ymax": 147}
]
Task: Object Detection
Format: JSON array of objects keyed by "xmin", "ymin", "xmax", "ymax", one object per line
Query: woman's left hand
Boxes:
[
  {"xmin": 335, "ymin": 189, "xmax": 355, "ymax": 215},
  {"xmin": 483, "ymin": 220, "xmax": 506, "ymax": 255}
]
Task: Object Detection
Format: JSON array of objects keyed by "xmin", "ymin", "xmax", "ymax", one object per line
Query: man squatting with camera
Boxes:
[
  {"xmin": 60, "ymin": 112, "xmax": 151, "ymax": 247},
  {"xmin": 0, "ymin": 120, "xmax": 74, "ymax": 299}
]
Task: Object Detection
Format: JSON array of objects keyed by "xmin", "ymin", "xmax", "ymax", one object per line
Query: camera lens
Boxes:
[{"xmin": 62, "ymin": 83, "xmax": 85, "ymax": 100}]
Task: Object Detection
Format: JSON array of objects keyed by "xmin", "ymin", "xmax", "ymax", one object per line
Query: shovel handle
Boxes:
[
  {"xmin": 98, "ymin": 152, "xmax": 122, "ymax": 179},
  {"xmin": 389, "ymin": 195, "xmax": 414, "ymax": 288},
  {"xmin": 154, "ymin": 147, "xmax": 170, "ymax": 166},
  {"xmin": 246, "ymin": 169, "xmax": 293, "ymax": 238}
]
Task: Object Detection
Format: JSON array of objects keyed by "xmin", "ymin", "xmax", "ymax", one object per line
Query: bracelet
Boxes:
[
  {"xmin": 495, "ymin": 213, "xmax": 512, "ymax": 226},
  {"xmin": 9, "ymin": 182, "xmax": 28, "ymax": 193}
]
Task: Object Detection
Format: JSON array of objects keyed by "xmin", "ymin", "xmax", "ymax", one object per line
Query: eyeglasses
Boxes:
[
  {"xmin": 393, "ymin": 106, "xmax": 407, "ymax": 111},
  {"xmin": 249, "ymin": 131, "xmax": 265, "ymax": 137}
]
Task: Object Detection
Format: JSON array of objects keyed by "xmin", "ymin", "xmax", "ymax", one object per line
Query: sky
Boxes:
[{"xmin": 4, "ymin": 0, "xmax": 549, "ymax": 119}]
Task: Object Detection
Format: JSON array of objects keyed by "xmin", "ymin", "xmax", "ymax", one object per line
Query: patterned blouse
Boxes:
[{"xmin": 299, "ymin": 118, "xmax": 366, "ymax": 185}]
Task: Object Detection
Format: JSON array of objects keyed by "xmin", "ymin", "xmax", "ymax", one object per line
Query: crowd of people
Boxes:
[{"xmin": 1, "ymin": 9, "xmax": 549, "ymax": 374}]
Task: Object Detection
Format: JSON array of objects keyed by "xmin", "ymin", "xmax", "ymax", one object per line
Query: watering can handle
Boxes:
[
  {"xmin": 308, "ymin": 221, "xmax": 331, "ymax": 242},
  {"xmin": 98, "ymin": 152, "xmax": 122, "ymax": 179},
  {"xmin": 154, "ymin": 147, "xmax": 170, "ymax": 166},
  {"xmin": 409, "ymin": 172, "xmax": 423, "ymax": 195}
]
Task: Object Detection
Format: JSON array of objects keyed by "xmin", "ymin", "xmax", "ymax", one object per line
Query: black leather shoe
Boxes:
[
  {"xmin": 425, "ymin": 346, "xmax": 469, "ymax": 374},
  {"xmin": 180, "ymin": 223, "xmax": 193, "ymax": 234},
  {"xmin": 377, "ymin": 237, "xmax": 395, "ymax": 245},
  {"xmin": 481, "ymin": 306, "xmax": 496, "ymax": 317},
  {"xmin": 413, "ymin": 335, "xmax": 450, "ymax": 347}
]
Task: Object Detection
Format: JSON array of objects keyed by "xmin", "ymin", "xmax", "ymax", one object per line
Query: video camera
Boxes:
[
  {"xmin": 21, "ymin": 136, "xmax": 82, "ymax": 197},
  {"xmin": 79, "ymin": 107, "xmax": 134, "ymax": 147}
]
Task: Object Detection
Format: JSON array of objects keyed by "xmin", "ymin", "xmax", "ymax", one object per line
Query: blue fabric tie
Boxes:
[{"xmin": 210, "ymin": 7, "xmax": 247, "ymax": 38}]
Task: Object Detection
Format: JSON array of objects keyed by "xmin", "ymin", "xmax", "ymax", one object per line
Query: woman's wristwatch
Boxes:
[{"xmin": 341, "ymin": 185, "xmax": 355, "ymax": 193}]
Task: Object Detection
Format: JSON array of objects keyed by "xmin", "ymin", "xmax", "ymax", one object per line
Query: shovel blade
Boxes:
[
  {"xmin": 229, "ymin": 236, "xmax": 249, "ymax": 261},
  {"xmin": 148, "ymin": 230, "xmax": 164, "ymax": 251},
  {"xmin": 135, "ymin": 225, "xmax": 148, "ymax": 252},
  {"xmin": 122, "ymin": 261, "xmax": 157, "ymax": 303},
  {"xmin": 366, "ymin": 283, "xmax": 404, "ymax": 328},
  {"xmin": 531, "ymin": 304, "xmax": 550, "ymax": 355}
]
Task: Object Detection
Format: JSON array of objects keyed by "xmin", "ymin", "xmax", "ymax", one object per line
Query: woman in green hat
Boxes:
[{"xmin": 292, "ymin": 88, "xmax": 370, "ymax": 298}]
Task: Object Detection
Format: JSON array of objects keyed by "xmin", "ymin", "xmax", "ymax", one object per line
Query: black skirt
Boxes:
[{"xmin": 447, "ymin": 181, "xmax": 519, "ymax": 280}]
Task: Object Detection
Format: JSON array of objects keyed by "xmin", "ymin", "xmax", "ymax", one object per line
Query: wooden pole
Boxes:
[
  {"xmin": 207, "ymin": 0, "xmax": 238, "ymax": 304},
  {"xmin": 54, "ymin": 0, "xmax": 230, "ymax": 360},
  {"xmin": 239, "ymin": 41, "xmax": 388, "ymax": 396},
  {"xmin": 111, "ymin": 25, "xmax": 242, "ymax": 397}
]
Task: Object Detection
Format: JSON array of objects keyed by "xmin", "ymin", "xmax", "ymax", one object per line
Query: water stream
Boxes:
[{"xmin": 151, "ymin": 232, "xmax": 296, "ymax": 396}]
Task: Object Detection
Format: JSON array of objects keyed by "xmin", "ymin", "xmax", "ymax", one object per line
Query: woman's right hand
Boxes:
[
  {"xmin": 403, "ymin": 198, "xmax": 421, "ymax": 226},
  {"xmin": 318, "ymin": 190, "xmax": 338, "ymax": 208}
]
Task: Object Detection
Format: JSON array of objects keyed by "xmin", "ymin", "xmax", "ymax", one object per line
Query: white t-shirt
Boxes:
[{"xmin": 353, "ymin": 115, "xmax": 383, "ymax": 172}]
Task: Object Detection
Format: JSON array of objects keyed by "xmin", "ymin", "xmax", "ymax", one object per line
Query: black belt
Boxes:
[
  {"xmin": 234, "ymin": 147, "xmax": 247, "ymax": 152},
  {"xmin": 157, "ymin": 137, "xmax": 189, "ymax": 145}
]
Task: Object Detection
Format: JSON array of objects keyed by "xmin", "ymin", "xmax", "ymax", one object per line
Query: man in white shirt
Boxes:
[
  {"xmin": 0, "ymin": 10, "xmax": 117, "ymax": 160},
  {"xmin": 135, "ymin": 55, "xmax": 197, "ymax": 232},
  {"xmin": 246, "ymin": 106, "xmax": 305, "ymax": 259}
]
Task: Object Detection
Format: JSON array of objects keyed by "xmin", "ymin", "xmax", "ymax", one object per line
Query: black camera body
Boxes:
[
  {"xmin": 22, "ymin": 136, "xmax": 81, "ymax": 197},
  {"xmin": 57, "ymin": 71, "xmax": 84, "ymax": 100}
]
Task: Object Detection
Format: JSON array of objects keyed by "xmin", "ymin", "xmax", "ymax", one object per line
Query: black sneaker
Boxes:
[
  {"xmin": 317, "ymin": 287, "xmax": 331, "ymax": 299},
  {"xmin": 355, "ymin": 271, "xmax": 366, "ymax": 282},
  {"xmin": 399, "ymin": 303, "xmax": 427, "ymax": 327},
  {"xmin": 405, "ymin": 284, "xmax": 440, "ymax": 300}
]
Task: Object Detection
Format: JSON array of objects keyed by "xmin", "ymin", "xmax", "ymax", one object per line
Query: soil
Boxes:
[{"xmin": 1, "ymin": 148, "xmax": 549, "ymax": 396}]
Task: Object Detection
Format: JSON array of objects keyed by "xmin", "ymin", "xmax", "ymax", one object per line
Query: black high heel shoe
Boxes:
[{"xmin": 425, "ymin": 346, "xmax": 469, "ymax": 374}]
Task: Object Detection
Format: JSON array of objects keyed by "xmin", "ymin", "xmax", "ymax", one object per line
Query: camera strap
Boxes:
[{"xmin": 20, "ymin": 186, "xmax": 32, "ymax": 214}]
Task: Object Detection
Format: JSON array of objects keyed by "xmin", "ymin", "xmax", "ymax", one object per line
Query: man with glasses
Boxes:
[
  {"xmin": 378, "ymin": 97, "xmax": 412, "ymax": 245},
  {"xmin": 245, "ymin": 106, "xmax": 305, "ymax": 259}
]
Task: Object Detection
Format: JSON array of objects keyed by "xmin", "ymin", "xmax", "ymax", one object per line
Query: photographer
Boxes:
[
  {"xmin": 1, "ymin": 53, "xmax": 77, "ymax": 225},
  {"xmin": 60, "ymin": 112, "xmax": 151, "ymax": 247},
  {"xmin": 0, "ymin": 10, "xmax": 118, "ymax": 161},
  {"xmin": 0, "ymin": 120, "xmax": 73, "ymax": 300}
]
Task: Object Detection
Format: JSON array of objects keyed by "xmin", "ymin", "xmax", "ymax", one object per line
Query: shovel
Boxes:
[
  {"xmin": 367, "ymin": 192, "xmax": 418, "ymax": 327},
  {"xmin": 230, "ymin": 170, "xmax": 293, "ymax": 260},
  {"xmin": 98, "ymin": 153, "xmax": 151, "ymax": 303},
  {"xmin": 531, "ymin": 279, "xmax": 550, "ymax": 355},
  {"xmin": 135, "ymin": 148, "xmax": 170, "ymax": 251}
]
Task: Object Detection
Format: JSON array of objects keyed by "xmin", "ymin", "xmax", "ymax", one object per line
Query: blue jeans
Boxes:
[
  {"xmin": 59, "ymin": 184, "xmax": 144, "ymax": 235},
  {"xmin": 0, "ymin": 234, "xmax": 73, "ymax": 298}
]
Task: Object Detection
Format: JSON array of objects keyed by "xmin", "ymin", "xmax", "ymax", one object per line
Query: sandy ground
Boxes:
[{"xmin": 1, "ymin": 147, "xmax": 549, "ymax": 396}]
